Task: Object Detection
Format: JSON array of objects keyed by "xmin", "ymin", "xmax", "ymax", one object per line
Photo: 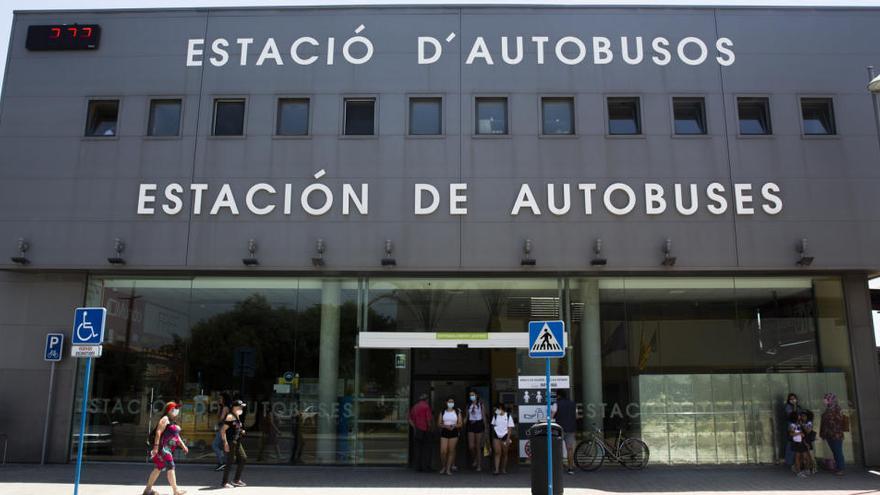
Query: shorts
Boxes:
[
  {"xmin": 493, "ymin": 433, "xmax": 509, "ymax": 442},
  {"xmin": 441, "ymin": 428, "xmax": 460, "ymax": 439},
  {"xmin": 792, "ymin": 442, "xmax": 808, "ymax": 453},
  {"xmin": 151, "ymin": 451, "xmax": 175, "ymax": 471},
  {"xmin": 468, "ymin": 421, "xmax": 485, "ymax": 434},
  {"xmin": 563, "ymin": 432, "xmax": 576, "ymax": 451}
]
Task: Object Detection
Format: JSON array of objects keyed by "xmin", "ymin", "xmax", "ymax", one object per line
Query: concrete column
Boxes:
[
  {"xmin": 841, "ymin": 274, "xmax": 880, "ymax": 466},
  {"xmin": 578, "ymin": 279, "xmax": 603, "ymax": 431},
  {"xmin": 317, "ymin": 279, "xmax": 341, "ymax": 464}
]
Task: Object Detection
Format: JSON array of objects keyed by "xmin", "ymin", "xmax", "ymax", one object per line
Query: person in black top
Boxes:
[
  {"xmin": 220, "ymin": 400, "xmax": 248, "ymax": 488},
  {"xmin": 551, "ymin": 391, "xmax": 578, "ymax": 475}
]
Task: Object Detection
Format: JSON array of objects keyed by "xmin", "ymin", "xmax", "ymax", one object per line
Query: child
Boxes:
[
  {"xmin": 800, "ymin": 410, "xmax": 817, "ymax": 474},
  {"xmin": 788, "ymin": 412, "xmax": 808, "ymax": 477}
]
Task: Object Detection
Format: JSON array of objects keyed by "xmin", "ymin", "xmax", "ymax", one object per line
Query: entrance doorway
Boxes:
[{"xmin": 409, "ymin": 347, "xmax": 518, "ymax": 471}]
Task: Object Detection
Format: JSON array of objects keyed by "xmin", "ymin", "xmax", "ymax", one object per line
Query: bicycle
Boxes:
[{"xmin": 573, "ymin": 426, "xmax": 649, "ymax": 471}]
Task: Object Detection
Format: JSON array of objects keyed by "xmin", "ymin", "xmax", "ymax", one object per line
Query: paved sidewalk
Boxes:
[{"xmin": 1, "ymin": 463, "xmax": 878, "ymax": 495}]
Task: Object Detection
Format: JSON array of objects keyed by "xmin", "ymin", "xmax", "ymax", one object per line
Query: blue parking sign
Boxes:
[
  {"xmin": 44, "ymin": 333, "xmax": 64, "ymax": 361},
  {"xmin": 71, "ymin": 307, "xmax": 106, "ymax": 346},
  {"xmin": 528, "ymin": 320, "xmax": 565, "ymax": 358}
]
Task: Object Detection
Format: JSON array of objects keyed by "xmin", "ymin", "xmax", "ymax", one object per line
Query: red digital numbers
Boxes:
[{"xmin": 48, "ymin": 25, "xmax": 93, "ymax": 40}]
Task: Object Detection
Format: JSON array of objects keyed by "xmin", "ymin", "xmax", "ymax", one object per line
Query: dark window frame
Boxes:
[
  {"xmin": 407, "ymin": 96, "xmax": 444, "ymax": 137},
  {"xmin": 275, "ymin": 97, "xmax": 311, "ymax": 137},
  {"xmin": 343, "ymin": 97, "xmax": 377, "ymax": 137},
  {"xmin": 800, "ymin": 97, "xmax": 837, "ymax": 136},
  {"xmin": 606, "ymin": 96, "xmax": 642, "ymax": 136},
  {"xmin": 84, "ymin": 98, "xmax": 120, "ymax": 138},
  {"xmin": 540, "ymin": 96, "xmax": 576, "ymax": 136},
  {"xmin": 671, "ymin": 96, "xmax": 708, "ymax": 136},
  {"xmin": 146, "ymin": 98, "xmax": 183, "ymax": 138},
  {"xmin": 474, "ymin": 96, "xmax": 509, "ymax": 136},
  {"xmin": 211, "ymin": 97, "xmax": 247, "ymax": 137},
  {"xmin": 736, "ymin": 96, "xmax": 773, "ymax": 136}
]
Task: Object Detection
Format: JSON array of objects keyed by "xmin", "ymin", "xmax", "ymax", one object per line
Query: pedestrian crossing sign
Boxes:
[{"xmin": 528, "ymin": 320, "xmax": 565, "ymax": 358}]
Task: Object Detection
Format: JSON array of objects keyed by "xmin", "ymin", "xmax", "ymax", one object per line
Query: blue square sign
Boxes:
[
  {"xmin": 528, "ymin": 320, "xmax": 565, "ymax": 358},
  {"xmin": 72, "ymin": 307, "xmax": 106, "ymax": 346}
]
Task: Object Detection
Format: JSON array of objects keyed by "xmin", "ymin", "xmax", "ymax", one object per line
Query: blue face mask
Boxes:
[{"xmin": 469, "ymin": 395, "xmax": 476, "ymax": 402}]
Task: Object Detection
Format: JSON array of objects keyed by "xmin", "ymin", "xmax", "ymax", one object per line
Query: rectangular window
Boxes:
[
  {"xmin": 542, "ymin": 97, "xmax": 575, "ymax": 135},
  {"xmin": 212, "ymin": 99, "xmax": 245, "ymax": 136},
  {"xmin": 85, "ymin": 99, "xmax": 119, "ymax": 137},
  {"xmin": 801, "ymin": 98, "xmax": 836, "ymax": 135},
  {"xmin": 344, "ymin": 98, "xmax": 376, "ymax": 136},
  {"xmin": 409, "ymin": 97, "xmax": 442, "ymax": 135},
  {"xmin": 672, "ymin": 97, "xmax": 707, "ymax": 135},
  {"xmin": 147, "ymin": 99, "xmax": 182, "ymax": 137},
  {"xmin": 607, "ymin": 97, "xmax": 641, "ymax": 135},
  {"xmin": 737, "ymin": 97, "xmax": 772, "ymax": 135},
  {"xmin": 475, "ymin": 97, "xmax": 508, "ymax": 135},
  {"xmin": 276, "ymin": 98, "xmax": 310, "ymax": 136}
]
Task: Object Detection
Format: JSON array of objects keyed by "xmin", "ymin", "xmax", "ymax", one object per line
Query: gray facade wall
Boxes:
[
  {"xmin": 0, "ymin": 6, "xmax": 878, "ymax": 465},
  {"xmin": 0, "ymin": 271, "xmax": 85, "ymax": 463}
]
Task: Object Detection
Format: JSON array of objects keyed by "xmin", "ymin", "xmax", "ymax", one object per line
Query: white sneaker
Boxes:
[
  {"xmin": 222, "ymin": 483, "xmax": 234, "ymax": 488},
  {"xmin": 232, "ymin": 481, "xmax": 247, "ymax": 487}
]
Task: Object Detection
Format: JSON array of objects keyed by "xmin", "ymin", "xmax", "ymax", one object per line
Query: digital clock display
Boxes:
[{"xmin": 26, "ymin": 24, "xmax": 101, "ymax": 51}]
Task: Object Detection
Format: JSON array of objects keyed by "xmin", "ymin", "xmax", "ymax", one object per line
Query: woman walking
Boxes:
[
  {"xmin": 820, "ymin": 392, "xmax": 847, "ymax": 476},
  {"xmin": 490, "ymin": 403, "xmax": 515, "ymax": 475},
  {"xmin": 465, "ymin": 390, "xmax": 488, "ymax": 471},
  {"xmin": 212, "ymin": 393, "xmax": 231, "ymax": 471},
  {"xmin": 143, "ymin": 401, "xmax": 189, "ymax": 495},
  {"xmin": 437, "ymin": 396, "xmax": 462, "ymax": 475},
  {"xmin": 220, "ymin": 400, "xmax": 248, "ymax": 488}
]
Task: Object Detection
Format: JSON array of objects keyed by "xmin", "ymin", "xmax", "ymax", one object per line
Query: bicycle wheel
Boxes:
[
  {"xmin": 574, "ymin": 438, "xmax": 605, "ymax": 472},
  {"xmin": 618, "ymin": 438, "xmax": 649, "ymax": 470}
]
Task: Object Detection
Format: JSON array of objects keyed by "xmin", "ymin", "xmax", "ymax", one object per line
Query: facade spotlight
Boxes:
[
  {"xmin": 381, "ymin": 239, "xmax": 396, "ymax": 266},
  {"xmin": 312, "ymin": 238, "xmax": 326, "ymax": 267},
  {"xmin": 662, "ymin": 238, "xmax": 677, "ymax": 266},
  {"xmin": 10, "ymin": 238, "xmax": 30, "ymax": 265},
  {"xmin": 521, "ymin": 238, "xmax": 536, "ymax": 266},
  {"xmin": 796, "ymin": 238, "xmax": 814, "ymax": 266},
  {"xmin": 107, "ymin": 237, "xmax": 126, "ymax": 265},
  {"xmin": 242, "ymin": 238, "xmax": 259, "ymax": 266},
  {"xmin": 591, "ymin": 238, "xmax": 607, "ymax": 266},
  {"xmin": 869, "ymin": 69, "xmax": 880, "ymax": 94}
]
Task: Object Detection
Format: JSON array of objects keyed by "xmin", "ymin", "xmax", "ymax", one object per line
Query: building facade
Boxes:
[{"xmin": 1, "ymin": 5, "xmax": 880, "ymax": 467}]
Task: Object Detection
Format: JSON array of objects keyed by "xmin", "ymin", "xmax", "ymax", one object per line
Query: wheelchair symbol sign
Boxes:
[{"xmin": 71, "ymin": 307, "xmax": 106, "ymax": 346}]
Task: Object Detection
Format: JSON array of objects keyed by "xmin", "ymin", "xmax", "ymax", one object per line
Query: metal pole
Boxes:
[
  {"xmin": 868, "ymin": 66, "xmax": 880, "ymax": 153},
  {"xmin": 40, "ymin": 361, "xmax": 56, "ymax": 465},
  {"xmin": 546, "ymin": 358, "xmax": 553, "ymax": 495},
  {"xmin": 73, "ymin": 357, "xmax": 92, "ymax": 495}
]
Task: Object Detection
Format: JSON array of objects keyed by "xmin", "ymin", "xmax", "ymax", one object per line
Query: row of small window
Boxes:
[{"xmin": 83, "ymin": 95, "xmax": 838, "ymax": 138}]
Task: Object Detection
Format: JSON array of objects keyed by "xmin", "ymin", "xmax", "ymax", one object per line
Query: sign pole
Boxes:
[
  {"xmin": 73, "ymin": 357, "xmax": 92, "ymax": 495},
  {"xmin": 546, "ymin": 357, "xmax": 552, "ymax": 495},
  {"xmin": 40, "ymin": 361, "xmax": 56, "ymax": 465}
]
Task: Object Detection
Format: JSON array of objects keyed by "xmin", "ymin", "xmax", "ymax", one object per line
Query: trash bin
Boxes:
[{"xmin": 527, "ymin": 422, "xmax": 563, "ymax": 495}]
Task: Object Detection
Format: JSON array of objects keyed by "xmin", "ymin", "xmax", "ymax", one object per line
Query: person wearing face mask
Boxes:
[
  {"xmin": 466, "ymin": 390, "xmax": 488, "ymax": 472},
  {"xmin": 220, "ymin": 400, "xmax": 248, "ymax": 488},
  {"xmin": 143, "ymin": 401, "xmax": 189, "ymax": 495},
  {"xmin": 781, "ymin": 393, "xmax": 803, "ymax": 469},
  {"xmin": 490, "ymin": 403, "xmax": 515, "ymax": 475},
  {"xmin": 437, "ymin": 396, "xmax": 462, "ymax": 475}
]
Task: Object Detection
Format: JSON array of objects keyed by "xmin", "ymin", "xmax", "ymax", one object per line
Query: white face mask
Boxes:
[
  {"xmin": 170, "ymin": 408, "xmax": 180, "ymax": 416},
  {"xmin": 447, "ymin": 402, "xmax": 454, "ymax": 409},
  {"xmin": 496, "ymin": 409, "xmax": 502, "ymax": 415}
]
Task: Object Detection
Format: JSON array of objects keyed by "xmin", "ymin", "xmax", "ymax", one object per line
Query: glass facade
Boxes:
[{"xmin": 73, "ymin": 275, "xmax": 861, "ymax": 466}]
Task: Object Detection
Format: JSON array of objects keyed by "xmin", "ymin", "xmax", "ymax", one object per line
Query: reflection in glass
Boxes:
[
  {"xmin": 409, "ymin": 98, "xmax": 442, "ymax": 135},
  {"xmin": 476, "ymin": 98, "xmax": 508, "ymax": 135}
]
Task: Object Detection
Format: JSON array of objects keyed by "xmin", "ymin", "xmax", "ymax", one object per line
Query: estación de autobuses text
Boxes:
[{"xmin": 137, "ymin": 180, "xmax": 782, "ymax": 217}]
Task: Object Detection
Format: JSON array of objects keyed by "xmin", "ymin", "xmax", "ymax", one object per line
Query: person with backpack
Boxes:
[
  {"xmin": 465, "ymin": 390, "xmax": 488, "ymax": 472},
  {"xmin": 437, "ymin": 395, "xmax": 462, "ymax": 475},
  {"xmin": 143, "ymin": 401, "xmax": 189, "ymax": 495},
  {"xmin": 820, "ymin": 392, "xmax": 848, "ymax": 476},
  {"xmin": 220, "ymin": 400, "xmax": 248, "ymax": 488},
  {"xmin": 490, "ymin": 402, "xmax": 515, "ymax": 475}
]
